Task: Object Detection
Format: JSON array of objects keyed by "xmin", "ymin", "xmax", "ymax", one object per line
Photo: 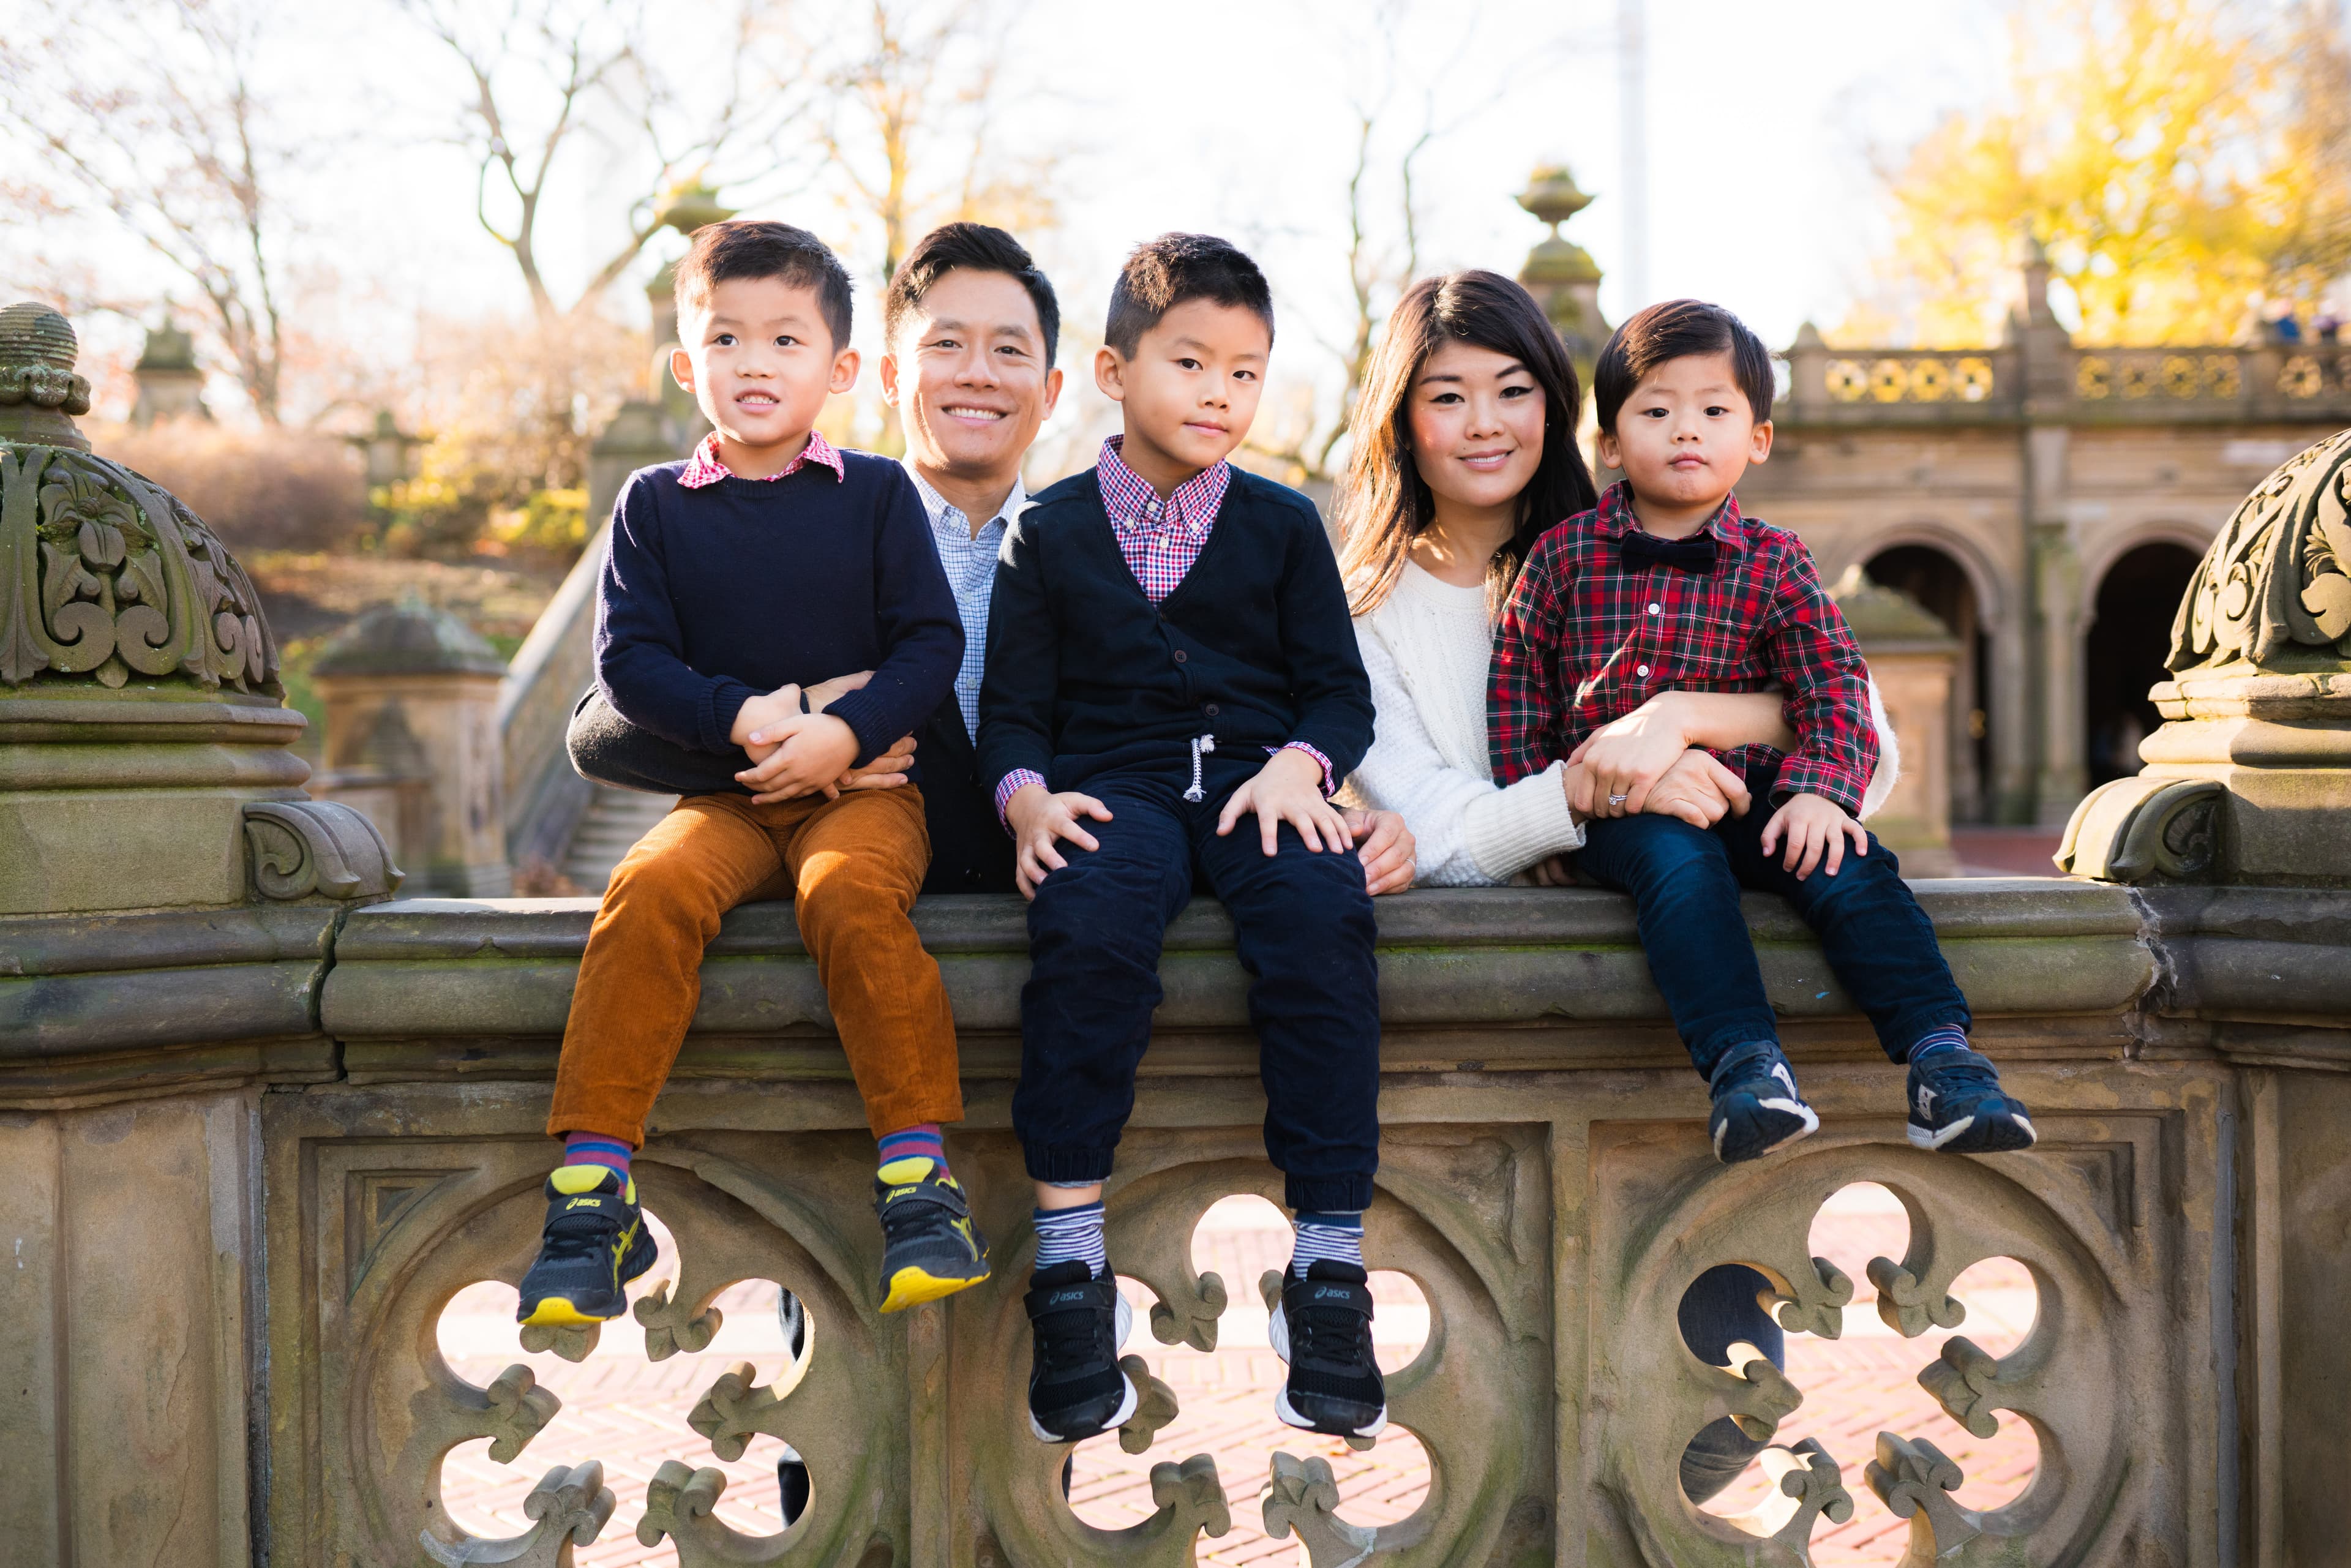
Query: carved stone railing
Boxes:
[
  {"xmin": 203, "ymin": 880, "xmax": 2343, "ymax": 1565},
  {"xmin": 495, "ymin": 522, "xmax": 609, "ymax": 871},
  {"xmin": 1782, "ymin": 331, "xmax": 2351, "ymax": 427}
]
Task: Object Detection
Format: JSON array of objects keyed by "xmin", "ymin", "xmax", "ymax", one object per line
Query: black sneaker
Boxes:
[
  {"xmin": 1024, "ymin": 1261, "xmax": 1136, "ymax": 1443},
  {"xmin": 1708, "ymin": 1040, "xmax": 1820, "ymax": 1163},
  {"xmin": 1907, "ymin": 1046, "xmax": 2036, "ymax": 1153},
  {"xmin": 516, "ymin": 1165, "xmax": 658, "ymax": 1327},
  {"xmin": 874, "ymin": 1158, "xmax": 991, "ymax": 1313},
  {"xmin": 1270, "ymin": 1261, "xmax": 1387, "ymax": 1439}
]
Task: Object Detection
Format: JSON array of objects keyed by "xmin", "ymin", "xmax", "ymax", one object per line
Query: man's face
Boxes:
[
  {"xmin": 882, "ymin": 267, "xmax": 1062, "ymax": 478},
  {"xmin": 1095, "ymin": 298, "xmax": 1270, "ymax": 476},
  {"xmin": 670, "ymin": 275, "xmax": 857, "ymax": 450},
  {"xmin": 1596, "ymin": 350, "xmax": 1772, "ymax": 519}
]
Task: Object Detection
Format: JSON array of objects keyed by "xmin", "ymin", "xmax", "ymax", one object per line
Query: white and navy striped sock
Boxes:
[
  {"xmin": 1291, "ymin": 1210, "xmax": 1365, "ymax": 1277},
  {"xmin": 1908, "ymin": 1026, "xmax": 1971, "ymax": 1064},
  {"xmin": 1033, "ymin": 1201, "xmax": 1107, "ymax": 1275}
]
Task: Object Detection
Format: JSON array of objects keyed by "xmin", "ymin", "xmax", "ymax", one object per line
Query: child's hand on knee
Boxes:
[
  {"xmin": 736, "ymin": 715, "xmax": 861, "ymax": 803},
  {"xmin": 1006, "ymin": 783, "xmax": 1114, "ymax": 899},
  {"xmin": 1640, "ymin": 752, "xmax": 1752, "ymax": 828},
  {"xmin": 1758, "ymin": 791, "xmax": 1869, "ymax": 880},
  {"xmin": 1217, "ymin": 748, "xmax": 1350, "ymax": 857}
]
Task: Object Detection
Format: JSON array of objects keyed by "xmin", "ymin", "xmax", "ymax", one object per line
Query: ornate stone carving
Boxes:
[
  {"xmin": 683, "ymin": 1360, "xmax": 782, "ymax": 1463},
  {"xmin": 1262, "ymin": 1452, "xmax": 1379, "ymax": 1567},
  {"xmin": 243, "ymin": 798, "xmax": 405, "ymax": 901},
  {"xmin": 1864, "ymin": 1431, "xmax": 1983, "ymax": 1564},
  {"xmin": 1918, "ymin": 1334, "xmax": 2006, "ymax": 1438},
  {"xmin": 419, "ymin": 1459, "xmax": 615, "ymax": 1567},
  {"xmin": 1866, "ymin": 1253, "xmax": 1967, "ymax": 1337},
  {"xmin": 1141, "ymin": 1455, "xmax": 1232, "ymax": 1556},
  {"xmin": 2170, "ymin": 426, "xmax": 2351, "ymax": 672},
  {"xmin": 1714, "ymin": 1439, "xmax": 1856, "ymax": 1560},
  {"xmin": 1771, "ymin": 1256, "xmax": 1854, "ymax": 1340},
  {"xmin": 1726, "ymin": 1354, "xmax": 1805, "ymax": 1442},
  {"xmin": 636, "ymin": 1275, "xmax": 723, "ymax": 1360},
  {"xmin": 515, "ymin": 1317, "xmax": 599, "ymax": 1362},
  {"xmin": 478, "ymin": 1364, "xmax": 561, "ymax": 1465},
  {"xmin": 0, "ymin": 307, "xmax": 282, "ymax": 696},
  {"xmin": 1116, "ymin": 1355, "xmax": 1182, "ymax": 1455},
  {"xmin": 2055, "ymin": 775, "xmax": 2224, "ymax": 882}
]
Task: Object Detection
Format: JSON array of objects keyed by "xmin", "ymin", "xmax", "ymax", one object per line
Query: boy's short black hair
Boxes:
[
  {"xmin": 882, "ymin": 221, "xmax": 1062, "ymax": 368},
  {"xmin": 672, "ymin": 219, "xmax": 853, "ymax": 353},
  {"xmin": 1594, "ymin": 299, "xmax": 1776, "ymax": 433},
  {"xmin": 1104, "ymin": 232, "xmax": 1275, "ymax": 356}
]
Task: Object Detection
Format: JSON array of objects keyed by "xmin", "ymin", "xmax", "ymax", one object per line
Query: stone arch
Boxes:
[
  {"xmin": 2076, "ymin": 522, "xmax": 2216, "ymax": 622},
  {"xmin": 2081, "ymin": 530, "xmax": 2209, "ymax": 787},
  {"xmin": 1854, "ymin": 527, "xmax": 2008, "ymax": 825},
  {"xmin": 1824, "ymin": 521, "xmax": 2011, "ymax": 631}
]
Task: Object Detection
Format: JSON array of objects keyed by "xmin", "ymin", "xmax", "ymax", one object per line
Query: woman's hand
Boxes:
[
  {"xmin": 1640, "ymin": 750, "xmax": 1753, "ymax": 829},
  {"xmin": 1567, "ymin": 694, "xmax": 1696, "ymax": 817}
]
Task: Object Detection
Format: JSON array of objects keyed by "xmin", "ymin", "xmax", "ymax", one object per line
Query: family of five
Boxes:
[{"xmin": 512, "ymin": 216, "xmax": 2036, "ymax": 1465}]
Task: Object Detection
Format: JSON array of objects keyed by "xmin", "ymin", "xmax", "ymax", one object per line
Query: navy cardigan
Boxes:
[{"xmin": 977, "ymin": 465, "xmax": 1374, "ymax": 797}]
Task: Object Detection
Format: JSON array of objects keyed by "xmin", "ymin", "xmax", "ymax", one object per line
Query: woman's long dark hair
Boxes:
[{"xmin": 1335, "ymin": 270, "xmax": 1597, "ymax": 617}]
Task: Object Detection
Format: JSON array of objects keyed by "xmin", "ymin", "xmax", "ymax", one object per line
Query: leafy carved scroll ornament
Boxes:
[{"xmin": 2170, "ymin": 424, "xmax": 2351, "ymax": 673}]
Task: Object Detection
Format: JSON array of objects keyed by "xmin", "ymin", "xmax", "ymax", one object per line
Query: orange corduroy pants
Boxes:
[{"xmin": 546, "ymin": 786, "xmax": 961, "ymax": 1146}]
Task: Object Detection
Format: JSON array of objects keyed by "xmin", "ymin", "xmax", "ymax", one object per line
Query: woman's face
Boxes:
[{"xmin": 1406, "ymin": 338, "xmax": 1547, "ymax": 518}]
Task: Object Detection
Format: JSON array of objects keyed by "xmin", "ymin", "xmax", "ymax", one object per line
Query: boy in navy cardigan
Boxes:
[
  {"xmin": 519, "ymin": 221, "xmax": 993, "ymax": 1333},
  {"xmin": 979, "ymin": 234, "xmax": 1387, "ymax": 1445}
]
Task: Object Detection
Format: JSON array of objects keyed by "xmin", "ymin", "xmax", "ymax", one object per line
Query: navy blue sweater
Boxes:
[
  {"xmin": 977, "ymin": 466, "xmax": 1374, "ymax": 795},
  {"xmin": 595, "ymin": 452, "xmax": 962, "ymax": 768}
]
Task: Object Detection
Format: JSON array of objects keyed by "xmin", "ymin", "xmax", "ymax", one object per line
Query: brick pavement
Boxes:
[{"xmin": 439, "ymin": 1186, "xmax": 2041, "ymax": 1564}]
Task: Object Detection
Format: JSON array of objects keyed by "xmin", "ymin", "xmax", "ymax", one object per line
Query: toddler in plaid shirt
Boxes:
[{"xmin": 1489, "ymin": 299, "xmax": 2035, "ymax": 1163}]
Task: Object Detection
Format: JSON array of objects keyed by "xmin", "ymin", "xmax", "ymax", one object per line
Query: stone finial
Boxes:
[
  {"xmin": 0, "ymin": 301, "xmax": 94, "ymax": 449},
  {"xmin": 2169, "ymin": 426, "xmax": 2351, "ymax": 673},
  {"xmin": 1517, "ymin": 165, "xmax": 1595, "ymax": 230},
  {"xmin": 419, "ymin": 1459, "xmax": 615, "ymax": 1567},
  {"xmin": 1262, "ymin": 1452, "xmax": 1379, "ymax": 1566},
  {"xmin": 313, "ymin": 595, "xmax": 506, "ymax": 679}
]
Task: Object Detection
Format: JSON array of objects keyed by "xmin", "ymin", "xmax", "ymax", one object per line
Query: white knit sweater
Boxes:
[{"xmin": 1342, "ymin": 561, "xmax": 1899, "ymax": 887}]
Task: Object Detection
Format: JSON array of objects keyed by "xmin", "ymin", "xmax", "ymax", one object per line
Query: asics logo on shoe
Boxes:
[
  {"xmin": 950, "ymin": 1217, "xmax": 977, "ymax": 1251},
  {"xmin": 1047, "ymin": 1288, "xmax": 1087, "ymax": 1306},
  {"xmin": 1771, "ymin": 1063, "xmax": 1797, "ymax": 1095},
  {"xmin": 1313, "ymin": 1287, "xmax": 1352, "ymax": 1301},
  {"xmin": 1916, "ymin": 1084, "xmax": 1938, "ymax": 1115},
  {"xmin": 887, "ymin": 1186, "xmax": 918, "ymax": 1200},
  {"xmin": 565, "ymin": 1196, "xmax": 604, "ymax": 1210}
]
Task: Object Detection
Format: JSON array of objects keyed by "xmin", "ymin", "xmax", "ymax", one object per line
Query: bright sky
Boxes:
[{"xmin": 23, "ymin": 0, "xmax": 2017, "ymax": 432}]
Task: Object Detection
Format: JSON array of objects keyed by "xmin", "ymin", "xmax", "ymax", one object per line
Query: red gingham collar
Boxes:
[
  {"xmin": 1590, "ymin": 480, "xmax": 1751, "ymax": 553},
  {"xmin": 677, "ymin": 427, "xmax": 846, "ymax": 489},
  {"xmin": 1097, "ymin": 435, "xmax": 1228, "ymax": 538}
]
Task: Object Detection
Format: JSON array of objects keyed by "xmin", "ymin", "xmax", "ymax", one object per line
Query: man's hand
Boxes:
[
  {"xmin": 1215, "ymin": 748, "xmax": 1350, "ymax": 856},
  {"xmin": 1758, "ymin": 790, "xmax": 1869, "ymax": 880},
  {"xmin": 1005, "ymin": 782, "xmax": 1114, "ymax": 899},
  {"xmin": 735, "ymin": 714, "xmax": 861, "ymax": 803},
  {"xmin": 1566, "ymin": 696, "xmax": 1695, "ymax": 817},
  {"xmin": 1344, "ymin": 807, "xmax": 1415, "ymax": 895},
  {"xmin": 838, "ymin": 734, "xmax": 917, "ymax": 792},
  {"xmin": 1639, "ymin": 751, "xmax": 1753, "ymax": 830}
]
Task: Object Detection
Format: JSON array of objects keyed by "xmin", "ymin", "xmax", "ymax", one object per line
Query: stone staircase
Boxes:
[{"xmin": 560, "ymin": 787, "xmax": 676, "ymax": 892}]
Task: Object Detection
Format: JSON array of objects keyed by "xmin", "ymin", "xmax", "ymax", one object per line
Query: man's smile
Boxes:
[{"xmin": 940, "ymin": 404, "xmax": 1008, "ymax": 423}]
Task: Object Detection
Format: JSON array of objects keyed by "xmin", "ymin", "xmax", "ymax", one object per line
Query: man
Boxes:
[{"xmin": 877, "ymin": 222, "xmax": 1414, "ymax": 895}]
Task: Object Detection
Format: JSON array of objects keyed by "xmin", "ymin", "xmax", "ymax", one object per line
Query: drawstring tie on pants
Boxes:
[{"xmin": 1183, "ymin": 734, "xmax": 1217, "ymax": 802}]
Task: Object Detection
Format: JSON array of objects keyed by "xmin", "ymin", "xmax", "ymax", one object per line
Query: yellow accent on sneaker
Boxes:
[
  {"xmin": 519, "ymin": 1294, "xmax": 609, "ymax": 1327},
  {"xmin": 549, "ymin": 1163, "xmax": 632, "ymax": 1201},
  {"xmin": 879, "ymin": 1263, "xmax": 990, "ymax": 1313},
  {"xmin": 876, "ymin": 1157, "xmax": 937, "ymax": 1184}
]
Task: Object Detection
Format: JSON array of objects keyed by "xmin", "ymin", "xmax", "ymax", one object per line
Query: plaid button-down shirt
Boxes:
[
  {"xmin": 1488, "ymin": 482, "xmax": 1878, "ymax": 812},
  {"xmin": 677, "ymin": 427, "xmax": 846, "ymax": 489},
  {"xmin": 991, "ymin": 437, "xmax": 1333, "ymax": 820}
]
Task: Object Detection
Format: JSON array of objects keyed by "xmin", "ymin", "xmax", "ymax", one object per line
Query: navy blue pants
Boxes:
[
  {"xmin": 1012, "ymin": 756, "xmax": 1382, "ymax": 1212},
  {"xmin": 1576, "ymin": 771, "xmax": 1970, "ymax": 1079}
]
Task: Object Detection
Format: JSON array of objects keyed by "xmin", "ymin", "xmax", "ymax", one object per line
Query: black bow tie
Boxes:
[{"xmin": 1621, "ymin": 529, "xmax": 1719, "ymax": 573}]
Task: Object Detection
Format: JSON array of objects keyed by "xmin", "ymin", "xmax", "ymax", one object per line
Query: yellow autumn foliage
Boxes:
[{"xmin": 1850, "ymin": 0, "xmax": 2351, "ymax": 348}]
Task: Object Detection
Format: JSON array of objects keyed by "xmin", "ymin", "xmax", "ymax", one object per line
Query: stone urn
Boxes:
[
  {"xmin": 2059, "ymin": 426, "xmax": 2351, "ymax": 885},
  {"xmin": 0, "ymin": 301, "xmax": 399, "ymax": 913}
]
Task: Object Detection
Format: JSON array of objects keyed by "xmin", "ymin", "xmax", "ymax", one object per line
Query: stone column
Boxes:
[
  {"xmin": 312, "ymin": 599, "xmax": 511, "ymax": 896},
  {"xmin": 2033, "ymin": 527, "xmax": 2088, "ymax": 825},
  {"xmin": 0, "ymin": 301, "xmax": 399, "ymax": 1567},
  {"xmin": 1833, "ymin": 569, "xmax": 1960, "ymax": 874}
]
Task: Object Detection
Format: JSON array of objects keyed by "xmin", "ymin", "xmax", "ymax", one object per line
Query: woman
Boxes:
[{"xmin": 1332, "ymin": 270, "xmax": 1894, "ymax": 1501}]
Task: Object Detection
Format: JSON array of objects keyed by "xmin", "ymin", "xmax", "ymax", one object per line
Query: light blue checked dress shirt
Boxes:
[{"xmin": 903, "ymin": 461, "xmax": 1028, "ymax": 743}]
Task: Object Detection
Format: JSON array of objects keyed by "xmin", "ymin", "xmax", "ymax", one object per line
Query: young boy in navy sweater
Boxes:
[
  {"xmin": 980, "ymin": 234, "xmax": 1389, "ymax": 1444},
  {"xmin": 519, "ymin": 220, "xmax": 992, "ymax": 1330},
  {"xmin": 1489, "ymin": 299, "xmax": 2035, "ymax": 1163}
]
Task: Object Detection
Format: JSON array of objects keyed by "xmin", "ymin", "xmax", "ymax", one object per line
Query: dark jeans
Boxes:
[
  {"xmin": 1677, "ymin": 1264, "xmax": 1786, "ymax": 1503},
  {"xmin": 1575, "ymin": 775, "xmax": 1970, "ymax": 1079},
  {"xmin": 1012, "ymin": 755, "xmax": 1382, "ymax": 1212}
]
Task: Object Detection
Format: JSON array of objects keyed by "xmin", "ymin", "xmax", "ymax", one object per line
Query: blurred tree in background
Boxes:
[{"xmin": 1851, "ymin": 0, "xmax": 2351, "ymax": 346}]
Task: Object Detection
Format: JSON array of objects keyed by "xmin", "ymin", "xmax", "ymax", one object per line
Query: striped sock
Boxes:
[
  {"xmin": 877, "ymin": 1123, "xmax": 948, "ymax": 1179},
  {"xmin": 1033, "ymin": 1201, "xmax": 1108, "ymax": 1275},
  {"xmin": 1291, "ymin": 1210, "xmax": 1365, "ymax": 1277},
  {"xmin": 561, "ymin": 1133, "xmax": 632, "ymax": 1183},
  {"xmin": 1907, "ymin": 1026, "xmax": 1971, "ymax": 1064}
]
